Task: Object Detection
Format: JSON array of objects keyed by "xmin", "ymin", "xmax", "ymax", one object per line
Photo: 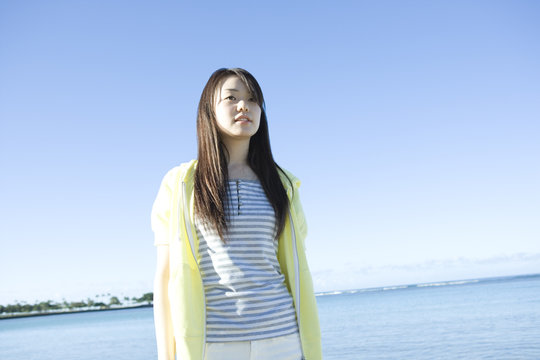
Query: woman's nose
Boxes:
[{"xmin": 237, "ymin": 100, "xmax": 249, "ymax": 112}]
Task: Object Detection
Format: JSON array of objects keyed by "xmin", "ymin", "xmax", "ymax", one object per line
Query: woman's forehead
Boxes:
[{"xmin": 219, "ymin": 75, "xmax": 249, "ymax": 92}]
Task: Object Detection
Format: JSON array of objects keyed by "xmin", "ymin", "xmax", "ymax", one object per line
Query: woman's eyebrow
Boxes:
[{"xmin": 223, "ymin": 88, "xmax": 239, "ymax": 92}]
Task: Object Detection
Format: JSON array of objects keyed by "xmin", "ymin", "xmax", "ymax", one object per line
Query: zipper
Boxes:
[
  {"xmin": 289, "ymin": 210, "xmax": 303, "ymax": 356},
  {"xmin": 181, "ymin": 182, "xmax": 207, "ymax": 359}
]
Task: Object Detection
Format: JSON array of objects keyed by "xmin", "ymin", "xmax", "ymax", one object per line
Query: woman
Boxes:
[{"xmin": 151, "ymin": 68, "xmax": 322, "ymax": 360}]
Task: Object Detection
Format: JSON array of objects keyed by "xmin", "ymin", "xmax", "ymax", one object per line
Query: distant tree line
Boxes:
[{"xmin": 0, "ymin": 292, "xmax": 153, "ymax": 317}]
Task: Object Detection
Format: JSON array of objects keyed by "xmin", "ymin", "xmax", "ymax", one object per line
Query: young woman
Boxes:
[{"xmin": 151, "ymin": 68, "xmax": 322, "ymax": 360}]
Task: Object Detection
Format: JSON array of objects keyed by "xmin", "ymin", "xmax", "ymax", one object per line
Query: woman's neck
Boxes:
[
  {"xmin": 222, "ymin": 138, "xmax": 257, "ymax": 179},
  {"xmin": 223, "ymin": 137, "xmax": 250, "ymax": 167}
]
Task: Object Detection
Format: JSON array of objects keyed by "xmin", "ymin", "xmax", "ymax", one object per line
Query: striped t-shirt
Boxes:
[{"xmin": 194, "ymin": 179, "xmax": 299, "ymax": 342}]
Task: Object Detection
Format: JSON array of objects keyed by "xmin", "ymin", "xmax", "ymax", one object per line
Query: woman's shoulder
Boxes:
[
  {"xmin": 159, "ymin": 159, "xmax": 197, "ymax": 186},
  {"xmin": 278, "ymin": 166, "xmax": 302, "ymax": 189}
]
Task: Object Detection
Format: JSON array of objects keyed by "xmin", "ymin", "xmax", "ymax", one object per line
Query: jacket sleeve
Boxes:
[
  {"xmin": 292, "ymin": 183, "xmax": 309, "ymax": 248},
  {"xmin": 282, "ymin": 168, "xmax": 309, "ymax": 247},
  {"xmin": 150, "ymin": 167, "xmax": 178, "ymax": 246}
]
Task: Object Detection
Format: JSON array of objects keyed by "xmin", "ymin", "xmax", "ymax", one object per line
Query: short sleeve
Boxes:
[{"xmin": 150, "ymin": 168, "xmax": 177, "ymax": 246}]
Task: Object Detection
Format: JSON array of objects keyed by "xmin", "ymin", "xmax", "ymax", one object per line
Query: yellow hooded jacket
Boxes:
[{"xmin": 151, "ymin": 160, "xmax": 322, "ymax": 359}]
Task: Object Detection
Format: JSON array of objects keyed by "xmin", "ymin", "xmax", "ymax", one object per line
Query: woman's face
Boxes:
[{"xmin": 214, "ymin": 75, "xmax": 261, "ymax": 142}]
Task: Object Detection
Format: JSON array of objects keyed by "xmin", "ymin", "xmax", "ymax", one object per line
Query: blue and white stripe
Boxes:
[{"xmin": 195, "ymin": 179, "xmax": 299, "ymax": 342}]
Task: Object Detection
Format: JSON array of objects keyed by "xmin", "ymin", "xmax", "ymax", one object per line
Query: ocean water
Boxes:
[
  {"xmin": 1, "ymin": 274, "xmax": 539, "ymax": 359},
  {"xmin": 317, "ymin": 274, "xmax": 540, "ymax": 359}
]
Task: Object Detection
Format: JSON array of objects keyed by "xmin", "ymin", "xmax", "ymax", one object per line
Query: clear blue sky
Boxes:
[{"xmin": 1, "ymin": 0, "xmax": 539, "ymax": 304}]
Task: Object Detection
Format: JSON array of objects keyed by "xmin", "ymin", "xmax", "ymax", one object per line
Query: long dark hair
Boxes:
[{"xmin": 193, "ymin": 68, "xmax": 292, "ymax": 241}]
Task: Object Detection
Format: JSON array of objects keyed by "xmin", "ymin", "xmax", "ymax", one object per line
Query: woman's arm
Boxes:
[{"xmin": 153, "ymin": 245, "xmax": 175, "ymax": 360}]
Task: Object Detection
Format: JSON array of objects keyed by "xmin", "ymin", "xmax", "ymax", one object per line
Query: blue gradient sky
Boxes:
[{"xmin": 1, "ymin": 0, "xmax": 539, "ymax": 303}]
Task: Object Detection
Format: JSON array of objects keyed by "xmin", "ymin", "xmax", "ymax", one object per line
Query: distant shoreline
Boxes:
[
  {"xmin": 4, "ymin": 273, "xmax": 539, "ymax": 320},
  {"xmin": 0, "ymin": 304, "xmax": 152, "ymax": 320}
]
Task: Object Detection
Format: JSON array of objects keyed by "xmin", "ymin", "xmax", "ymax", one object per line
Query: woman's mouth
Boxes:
[{"xmin": 235, "ymin": 114, "xmax": 251, "ymax": 122}]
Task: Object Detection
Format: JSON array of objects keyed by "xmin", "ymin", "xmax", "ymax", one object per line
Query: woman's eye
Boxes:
[{"xmin": 225, "ymin": 95, "xmax": 236, "ymax": 101}]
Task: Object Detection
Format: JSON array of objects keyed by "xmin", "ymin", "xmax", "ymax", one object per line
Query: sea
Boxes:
[{"xmin": 1, "ymin": 274, "xmax": 539, "ymax": 359}]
